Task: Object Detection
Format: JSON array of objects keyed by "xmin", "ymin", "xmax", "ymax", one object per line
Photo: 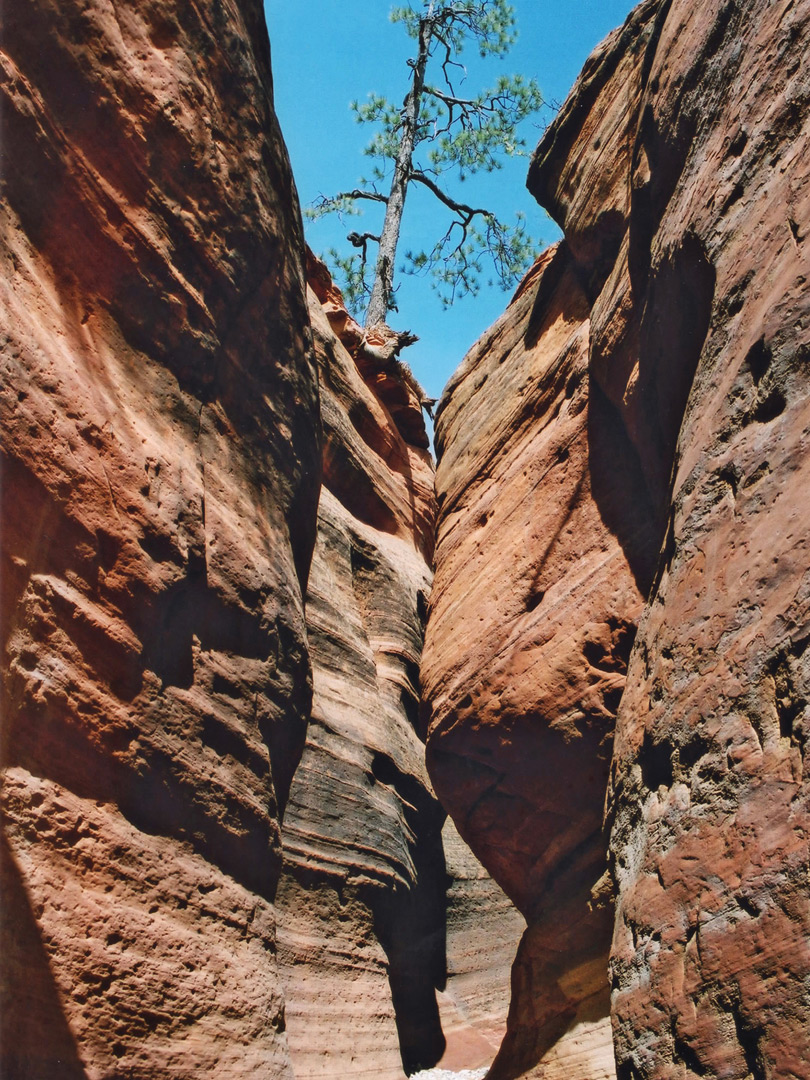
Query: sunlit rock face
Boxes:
[
  {"xmin": 0, "ymin": 1, "xmax": 320, "ymax": 1075},
  {"xmin": 277, "ymin": 260, "xmax": 524, "ymax": 1080},
  {"xmin": 422, "ymin": 234, "xmax": 652, "ymax": 1080},
  {"xmin": 424, "ymin": 0, "xmax": 810, "ymax": 1076}
]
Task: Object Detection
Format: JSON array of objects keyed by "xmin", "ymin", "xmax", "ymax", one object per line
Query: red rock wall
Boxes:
[
  {"xmin": 592, "ymin": 1, "xmax": 810, "ymax": 1075},
  {"xmin": 424, "ymin": 0, "xmax": 810, "ymax": 1076},
  {"xmin": 277, "ymin": 268, "xmax": 441, "ymax": 1079},
  {"xmin": 422, "ymin": 236, "xmax": 646, "ymax": 1080},
  {"xmin": 0, "ymin": 1, "xmax": 320, "ymax": 1076}
]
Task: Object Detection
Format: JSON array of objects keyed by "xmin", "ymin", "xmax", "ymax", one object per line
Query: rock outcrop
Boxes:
[
  {"xmin": 591, "ymin": 1, "xmax": 810, "ymax": 1075},
  {"xmin": 0, "ymin": 1, "xmax": 320, "ymax": 1076},
  {"xmin": 422, "ymin": 235, "xmax": 646, "ymax": 1080},
  {"xmin": 423, "ymin": 0, "xmax": 810, "ymax": 1076},
  {"xmin": 277, "ymin": 259, "xmax": 523, "ymax": 1079},
  {"xmin": 0, "ymin": 3, "xmax": 526, "ymax": 1074}
]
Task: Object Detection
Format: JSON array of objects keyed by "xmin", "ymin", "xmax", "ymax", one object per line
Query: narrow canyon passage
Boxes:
[
  {"xmin": 272, "ymin": 259, "xmax": 525, "ymax": 1079},
  {"xmin": 2, "ymin": 0, "xmax": 809, "ymax": 1079}
]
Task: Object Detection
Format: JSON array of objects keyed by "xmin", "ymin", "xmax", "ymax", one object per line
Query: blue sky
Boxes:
[{"xmin": 266, "ymin": 1, "xmax": 636, "ymax": 403}]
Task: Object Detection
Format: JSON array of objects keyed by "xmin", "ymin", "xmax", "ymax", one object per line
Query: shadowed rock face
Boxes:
[
  {"xmin": 277, "ymin": 261, "xmax": 524, "ymax": 1080},
  {"xmin": 439, "ymin": 817, "xmax": 527, "ymax": 1073},
  {"xmin": 424, "ymin": 0, "xmax": 810, "ymax": 1076},
  {"xmin": 0, "ymin": 1, "xmax": 320, "ymax": 1075},
  {"xmin": 277, "ymin": 267, "xmax": 441, "ymax": 1079},
  {"xmin": 592, "ymin": 1, "xmax": 810, "ymax": 1076}
]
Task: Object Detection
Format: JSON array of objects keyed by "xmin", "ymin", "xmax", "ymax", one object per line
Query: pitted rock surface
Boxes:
[
  {"xmin": 0, "ymin": 1, "xmax": 319, "ymax": 1075},
  {"xmin": 424, "ymin": 0, "xmax": 810, "ymax": 1076}
]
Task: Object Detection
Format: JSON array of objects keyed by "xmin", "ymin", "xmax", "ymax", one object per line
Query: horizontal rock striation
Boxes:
[
  {"xmin": 277, "ymin": 261, "xmax": 523, "ymax": 1079},
  {"xmin": 439, "ymin": 818, "xmax": 527, "ymax": 1072},
  {"xmin": 276, "ymin": 263, "xmax": 440, "ymax": 1079},
  {"xmin": 0, "ymin": 1, "xmax": 320, "ymax": 1076},
  {"xmin": 424, "ymin": 0, "xmax": 810, "ymax": 1076}
]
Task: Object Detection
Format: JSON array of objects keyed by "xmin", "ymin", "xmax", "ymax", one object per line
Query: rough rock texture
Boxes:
[
  {"xmin": 422, "ymin": 233, "xmax": 656, "ymax": 1077},
  {"xmin": 276, "ymin": 267, "xmax": 439, "ymax": 1080},
  {"xmin": 424, "ymin": 0, "xmax": 810, "ymax": 1077},
  {"xmin": 584, "ymin": 2, "xmax": 810, "ymax": 1076},
  {"xmin": 277, "ymin": 264, "xmax": 523, "ymax": 1079},
  {"xmin": 0, "ymin": 1, "xmax": 320, "ymax": 1076}
]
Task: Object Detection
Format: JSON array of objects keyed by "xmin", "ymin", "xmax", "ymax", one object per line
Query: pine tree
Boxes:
[{"xmin": 308, "ymin": 0, "xmax": 543, "ymax": 328}]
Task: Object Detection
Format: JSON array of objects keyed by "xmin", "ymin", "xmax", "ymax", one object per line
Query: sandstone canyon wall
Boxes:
[
  {"xmin": 276, "ymin": 259, "xmax": 524, "ymax": 1080},
  {"xmin": 423, "ymin": 0, "xmax": 810, "ymax": 1077},
  {"xmin": 0, "ymin": 1, "xmax": 321, "ymax": 1076},
  {"xmin": 276, "ymin": 264, "xmax": 441, "ymax": 1079},
  {"xmin": 4, "ymin": 0, "xmax": 809, "ymax": 1078},
  {"xmin": 0, "ymin": 0, "xmax": 524, "ymax": 1062}
]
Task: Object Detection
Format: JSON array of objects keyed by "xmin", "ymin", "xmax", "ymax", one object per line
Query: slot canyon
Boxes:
[{"xmin": 1, "ymin": 0, "xmax": 808, "ymax": 1078}]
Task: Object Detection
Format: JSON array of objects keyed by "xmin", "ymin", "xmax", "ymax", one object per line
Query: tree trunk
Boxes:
[{"xmin": 364, "ymin": 5, "xmax": 434, "ymax": 328}]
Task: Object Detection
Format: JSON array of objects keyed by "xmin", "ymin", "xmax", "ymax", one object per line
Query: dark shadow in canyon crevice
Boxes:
[
  {"xmin": 636, "ymin": 232, "xmax": 717, "ymax": 517},
  {"xmin": 589, "ymin": 232, "xmax": 716, "ymax": 599},
  {"xmin": 0, "ymin": 830, "xmax": 89, "ymax": 1080},
  {"xmin": 587, "ymin": 378, "xmax": 662, "ymax": 599},
  {"xmin": 370, "ymin": 755, "xmax": 449, "ymax": 1075}
]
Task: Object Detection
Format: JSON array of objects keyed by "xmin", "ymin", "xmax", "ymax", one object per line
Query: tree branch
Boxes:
[
  {"xmin": 432, "ymin": 29, "xmax": 466, "ymax": 94},
  {"xmin": 347, "ymin": 230, "xmax": 380, "ymax": 266},
  {"xmin": 408, "ymin": 170, "xmax": 489, "ymax": 220},
  {"xmin": 424, "ymin": 85, "xmax": 480, "ymax": 109},
  {"xmin": 315, "ymin": 188, "xmax": 388, "ymax": 207},
  {"xmin": 348, "ymin": 231, "xmax": 381, "ymax": 246}
]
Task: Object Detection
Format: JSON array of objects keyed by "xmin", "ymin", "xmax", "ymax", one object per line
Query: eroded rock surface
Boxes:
[
  {"xmin": 276, "ymin": 266, "xmax": 440, "ymax": 1079},
  {"xmin": 534, "ymin": 0, "xmax": 810, "ymax": 1073},
  {"xmin": 277, "ymin": 262, "xmax": 523, "ymax": 1079},
  {"xmin": 439, "ymin": 818, "xmax": 527, "ymax": 1073},
  {"xmin": 591, "ymin": 1, "xmax": 810, "ymax": 1075},
  {"xmin": 422, "ymin": 234, "xmax": 656, "ymax": 1077},
  {"xmin": 424, "ymin": 0, "xmax": 810, "ymax": 1076},
  {"xmin": 0, "ymin": 1, "xmax": 320, "ymax": 1075}
]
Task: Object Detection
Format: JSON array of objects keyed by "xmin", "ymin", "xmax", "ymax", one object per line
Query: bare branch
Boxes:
[
  {"xmin": 347, "ymin": 230, "xmax": 380, "ymax": 267},
  {"xmin": 408, "ymin": 170, "xmax": 489, "ymax": 220},
  {"xmin": 424, "ymin": 85, "xmax": 481, "ymax": 110},
  {"xmin": 432, "ymin": 28, "xmax": 466, "ymax": 94},
  {"xmin": 313, "ymin": 189, "xmax": 388, "ymax": 208},
  {"xmin": 348, "ymin": 231, "xmax": 381, "ymax": 247}
]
